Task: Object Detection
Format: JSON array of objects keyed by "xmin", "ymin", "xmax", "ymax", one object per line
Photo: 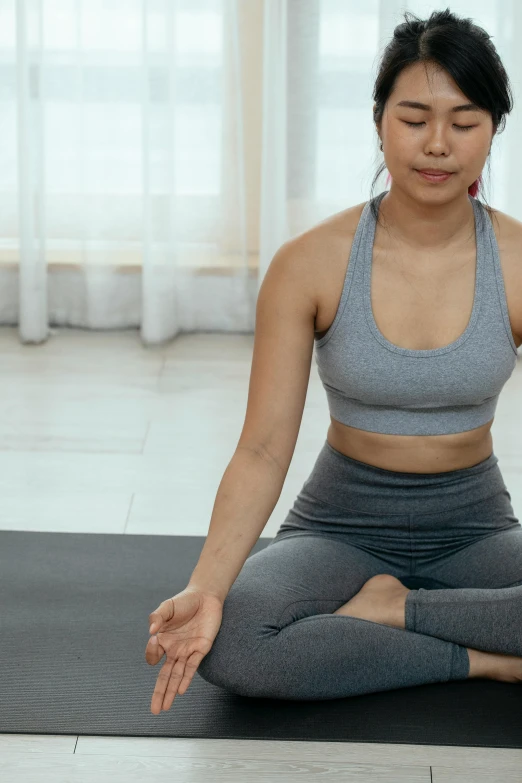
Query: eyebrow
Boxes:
[{"xmin": 395, "ymin": 100, "xmax": 481, "ymax": 113}]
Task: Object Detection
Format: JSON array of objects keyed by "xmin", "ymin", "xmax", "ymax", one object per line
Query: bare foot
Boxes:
[
  {"xmin": 333, "ymin": 574, "xmax": 410, "ymax": 629},
  {"xmin": 471, "ymin": 649, "xmax": 522, "ymax": 683}
]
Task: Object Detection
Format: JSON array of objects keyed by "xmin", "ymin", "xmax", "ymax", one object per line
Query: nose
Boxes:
[{"xmin": 423, "ymin": 124, "xmax": 450, "ymax": 156}]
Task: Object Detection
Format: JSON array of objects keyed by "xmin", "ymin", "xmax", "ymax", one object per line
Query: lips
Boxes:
[
  {"xmin": 417, "ymin": 169, "xmax": 452, "ymax": 174},
  {"xmin": 416, "ymin": 169, "xmax": 454, "ymax": 182}
]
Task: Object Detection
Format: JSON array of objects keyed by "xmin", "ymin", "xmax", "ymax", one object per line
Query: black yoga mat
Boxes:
[{"xmin": 1, "ymin": 530, "xmax": 521, "ymax": 746}]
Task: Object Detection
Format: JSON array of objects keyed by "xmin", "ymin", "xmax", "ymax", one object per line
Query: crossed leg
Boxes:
[
  {"xmin": 197, "ymin": 533, "xmax": 473, "ymax": 700},
  {"xmin": 403, "ymin": 524, "xmax": 522, "ymax": 656}
]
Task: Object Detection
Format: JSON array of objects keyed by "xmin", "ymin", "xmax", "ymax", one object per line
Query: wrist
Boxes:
[{"xmin": 186, "ymin": 581, "xmax": 226, "ymax": 604}]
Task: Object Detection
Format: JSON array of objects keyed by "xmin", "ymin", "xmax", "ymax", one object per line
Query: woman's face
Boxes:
[{"xmin": 375, "ymin": 61, "xmax": 494, "ymax": 198}]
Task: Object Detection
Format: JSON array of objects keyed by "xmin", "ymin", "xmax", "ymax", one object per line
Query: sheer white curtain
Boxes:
[{"xmin": 1, "ymin": 0, "xmax": 521, "ymax": 346}]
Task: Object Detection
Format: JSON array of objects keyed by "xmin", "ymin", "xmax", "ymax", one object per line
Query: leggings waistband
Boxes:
[{"xmin": 301, "ymin": 440, "xmax": 506, "ymax": 516}]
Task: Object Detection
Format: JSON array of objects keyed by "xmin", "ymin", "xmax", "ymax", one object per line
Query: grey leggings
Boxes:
[{"xmin": 197, "ymin": 440, "xmax": 522, "ymax": 700}]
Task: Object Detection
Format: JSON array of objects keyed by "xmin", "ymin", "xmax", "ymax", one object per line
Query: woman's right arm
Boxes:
[{"xmin": 187, "ymin": 237, "xmax": 318, "ymax": 602}]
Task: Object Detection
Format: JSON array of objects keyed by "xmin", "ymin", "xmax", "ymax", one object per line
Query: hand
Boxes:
[{"xmin": 145, "ymin": 586, "xmax": 224, "ymax": 714}]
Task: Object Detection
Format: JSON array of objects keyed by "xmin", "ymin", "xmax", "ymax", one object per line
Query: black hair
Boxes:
[{"xmin": 370, "ymin": 8, "xmax": 513, "ymax": 232}]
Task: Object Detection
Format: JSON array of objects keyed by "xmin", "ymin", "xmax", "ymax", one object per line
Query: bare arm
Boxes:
[{"xmin": 188, "ymin": 238, "xmax": 317, "ymax": 602}]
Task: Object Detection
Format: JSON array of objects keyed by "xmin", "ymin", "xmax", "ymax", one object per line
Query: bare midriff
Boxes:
[{"xmin": 325, "ymin": 417, "xmax": 494, "ymax": 474}]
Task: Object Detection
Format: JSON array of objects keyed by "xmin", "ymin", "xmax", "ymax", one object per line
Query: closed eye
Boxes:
[{"xmin": 403, "ymin": 121, "xmax": 476, "ymax": 132}]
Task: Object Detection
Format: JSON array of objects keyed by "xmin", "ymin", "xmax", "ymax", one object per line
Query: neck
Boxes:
[{"xmin": 378, "ymin": 184, "xmax": 475, "ymax": 251}]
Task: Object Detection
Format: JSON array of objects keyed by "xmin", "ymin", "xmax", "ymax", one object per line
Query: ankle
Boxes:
[{"xmin": 467, "ymin": 648, "xmax": 491, "ymax": 679}]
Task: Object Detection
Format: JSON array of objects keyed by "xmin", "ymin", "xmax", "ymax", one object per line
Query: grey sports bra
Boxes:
[{"xmin": 314, "ymin": 190, "xmax": 518, "ymax": 436}]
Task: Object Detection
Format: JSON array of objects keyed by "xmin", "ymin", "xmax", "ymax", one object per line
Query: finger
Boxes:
[
  {"xmin": 150, "ymin": 657, "xmax": 175, "ymax": 715},
  {"xmin": 145, "ymin": 635, "xmax": 164, "ymax": 665},
  {"xmin": 177, "ymin": 651, "xmax": 205, "ymax": 695},
  {"xmin": 149, "ymin": 597, "xmax": 175, "ymax": 633},
  {"xmin": 161, "ymin": 657, "xmax": 187, "ymax": 711}
]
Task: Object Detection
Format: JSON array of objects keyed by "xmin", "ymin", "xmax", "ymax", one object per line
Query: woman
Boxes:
[{"xmin": 145, "ymin": 9, "xmax": 522, "ymax": 713}]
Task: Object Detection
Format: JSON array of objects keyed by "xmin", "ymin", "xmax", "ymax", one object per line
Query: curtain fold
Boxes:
[
  {"xmin": 16, "ymin": 0, "xmax": 47, "ymax": 342},
  {"xmin": 0, "ymin": 0, "xmax": 519, "ymax": 346},
  {"xmin": 258, "ymin": 0, "xmax": 288, "ymax": 284}
]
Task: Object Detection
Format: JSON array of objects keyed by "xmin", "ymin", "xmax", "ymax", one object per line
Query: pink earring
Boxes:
[{"xmin": 468, "ymin": 176, "xmax": 481, "ymax": 197}]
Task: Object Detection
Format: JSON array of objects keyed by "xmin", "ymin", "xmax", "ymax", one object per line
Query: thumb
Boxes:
[{"xmin": 149, "ymin": 596, "xmax": 175, "ymax": 634}]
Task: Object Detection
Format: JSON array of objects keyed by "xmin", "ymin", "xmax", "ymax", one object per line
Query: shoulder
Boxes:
[
  {"xmin": 281, "ymin": 200, "xmax": 367, "ymax": 306},
  {"xmin": 482, "ymin": 203, "xmax": 522, "ymax": 252},
  {"xmin": 298, "ymin": 200, "xmax": 367, "ymax": 245},
  {"xmin": 285, "ymin": 201, "xmax": 366, "ymax": 257},
  {"xmin": 487, "ymin": 206, "xmax": 522, "ymax": 345}
]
